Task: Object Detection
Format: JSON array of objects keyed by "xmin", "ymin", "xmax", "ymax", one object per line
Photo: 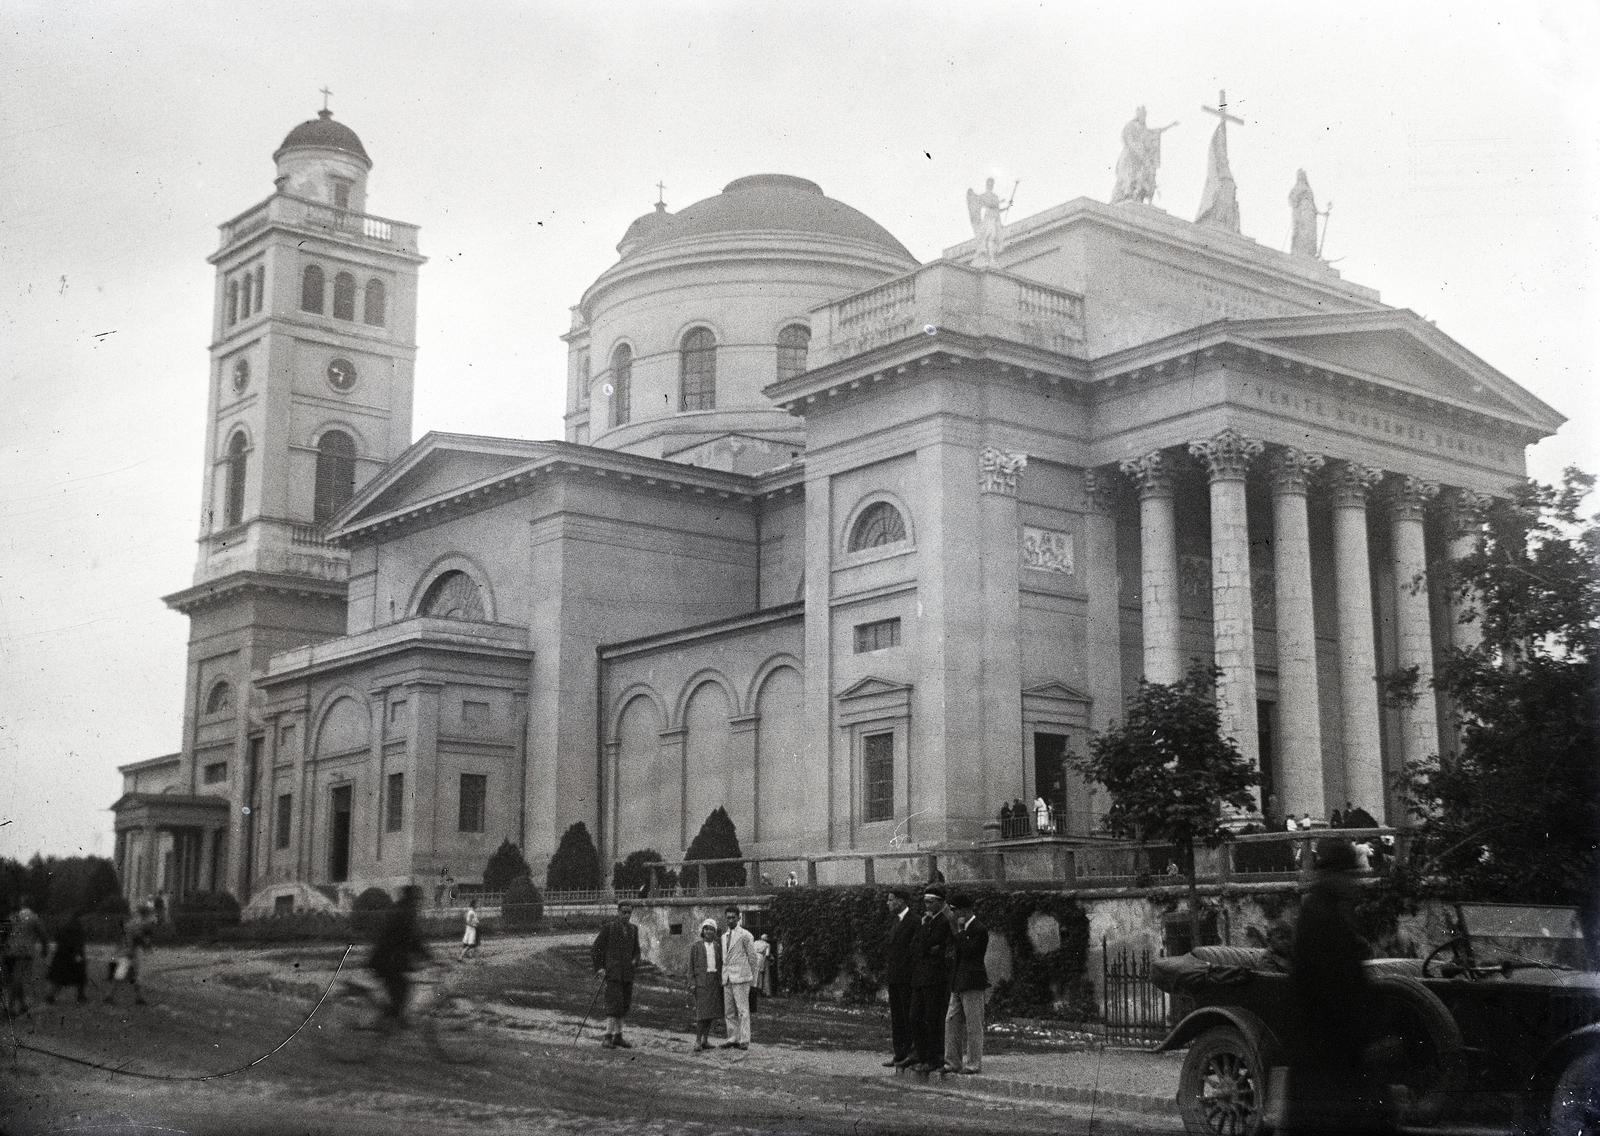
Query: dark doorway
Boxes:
[
  {"xmin": 1033, "ymin": 732, "xmax": 1068, "ymax": 828},
  {"xmin": 1256, "ymin": 701, "xmax": 1279, "ymax": 825},
  {"xmin": 330, "ymin": 785, "xmax": 353, "ymax": 883}
]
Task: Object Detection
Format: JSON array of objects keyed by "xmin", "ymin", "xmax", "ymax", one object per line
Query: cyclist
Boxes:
[{"xmin": 368, "ymin": 885, "xmax": 430, "ymax": 1025}]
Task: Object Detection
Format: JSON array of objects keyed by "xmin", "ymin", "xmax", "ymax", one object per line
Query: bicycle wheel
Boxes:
[
  {"xmin": 422, "ymin": 989, "xmax": 486, "ymax": 1064},
  {"xmin": 316, "ymin": 983, "xmax": 384, "ymax": 1064}
]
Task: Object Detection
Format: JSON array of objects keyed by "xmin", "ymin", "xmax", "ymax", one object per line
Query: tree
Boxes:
[
  {"xmin": 684, "ymin": 806, "xmax": 746, "ymax": 889},
  {"xmin": 613, "ymin": 849, "xmax": 676, "ymax": 896},
  {"xmin": 502, "ymin": 876, "xmax": 544, "ymax": 931},
  {"xmin": 482, "ymin": 840, "xmax": 532, "ymax": 893},
  {"xmin": 545, "ymin": 822, "xmax": 602, "ymax": 892},
  {"xmin": 1072, "ymin": 664, "xmax": 1260, "ymax": 948},
  {"xmin": 1399, "ymin": 468, "xmax": 1598, "ymax": 933}
]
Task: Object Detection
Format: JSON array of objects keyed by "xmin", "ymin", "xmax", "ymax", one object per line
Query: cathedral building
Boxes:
[{"xmin": 112, "ymin": 110, "xmax": 1563, "ymax": 912}]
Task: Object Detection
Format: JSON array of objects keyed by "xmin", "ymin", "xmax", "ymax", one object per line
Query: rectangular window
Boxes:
[
  {"xmin": 331, "ymin": 178, "xmax": 351, "ymax": 209},
  {"xmin": 386, "ymin": 773, "xmax": 404, "ymax": 833},
  {"xmin": 853, "ymin": 617, "xmax": 902, "ymax": 654},
  {"xmin": 274, "ymin": 794, "xmax": 292, "ymax": 849},
  {"xmin": 458, "ymin": 773, "xmax": 487, "ymax": 833},
  {"xmin": 863, "ymin": 732, "xmax": 894, "ymax": 822},
  {"xmin": 388, "ymin": 700, "xmax": 407, "ymax": 725},
  {"xmin": 203, "ymin": 761, "xmax": 228, "ymax": 784}
]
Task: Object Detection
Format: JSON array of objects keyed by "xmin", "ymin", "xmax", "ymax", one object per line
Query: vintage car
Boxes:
[{"xmin": 1150, "ymin": 905, "xmax": 1599, "ymax": 1136}]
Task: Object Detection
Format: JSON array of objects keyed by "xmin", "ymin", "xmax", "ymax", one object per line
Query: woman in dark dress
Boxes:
[{"xmin": 45, "ymin": 912, "xmax": 89, "ymax": 1004}]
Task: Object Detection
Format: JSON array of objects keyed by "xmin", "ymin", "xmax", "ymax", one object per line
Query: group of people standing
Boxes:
[
  {"xmin": 883, "ymin": 884, "xmax": 990, "ymax": 1076},
  {"xmin": 2, "ymin": 898, "xmax": 158, "ymax": 1016}
]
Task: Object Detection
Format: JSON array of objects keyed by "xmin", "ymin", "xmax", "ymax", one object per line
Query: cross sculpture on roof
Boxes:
[
  {"xmin": 1201, "ymin": 89, "xmax": 1243, "ymax": 131},
  {"xmin": 320, "ymin": 86, "xmax": 333, "ymax": 113},
  {"xmin": 655, "ymin": 181, "xmax": 666, "ymax": 206},
  {"xmin": 1196, "ymin": 89, "xmax": 1245, "ymax": 232}
]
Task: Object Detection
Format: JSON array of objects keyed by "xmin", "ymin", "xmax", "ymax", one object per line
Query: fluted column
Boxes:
[
  {"xmin": 1328, "ymin": 462, "xmax": 1385, "ymax": 820},
  {"xmin": 1189, "ymin": 428, "xmax": 1265, "ymax": 773},
  {"xmin": 1388, "ymin": 475, "xmax": 1442, "ymax": 769},
  {"xmin": 1269, "ymin": 448, "xmax": 1326, "ymax": 819},
  {"xmin": 1119, "ymin": 451, "xmax": 1182, "ymax": 685}
]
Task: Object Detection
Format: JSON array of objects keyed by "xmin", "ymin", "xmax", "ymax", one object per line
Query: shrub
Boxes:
[
  {"xmin": 684, "ymin": 807, "xmax": 745, "ymax": 889},
  {"xmin": 502, "ymin": 876, "xmax": 544, "ymax": 931},
  {"xmin": 351, "ymin": 887, "xmax": 393, "ymax": 937},
  {"xmin": 171, "ymin": 891, "xmax": 243, "ymax": 941},
  {"xmin": 612, "ymin": 849, "xmax": 677, "ymax": 895},
  {"xmin": 483, "ymin": 840, "xmax": 532, "ymax": 893},
  {"xmin": 546, "ymin": 823, "xmax": 602, "ymax": 892}
]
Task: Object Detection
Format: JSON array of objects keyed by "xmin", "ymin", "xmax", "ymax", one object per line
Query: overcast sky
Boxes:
[{"xmin": 2, "ymin": 1, "xmax": 1596, "ymax": 862}]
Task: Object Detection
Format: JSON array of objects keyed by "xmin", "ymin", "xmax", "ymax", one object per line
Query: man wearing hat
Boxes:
[
  {"xmin": 720, "ymin": 905, "xmax": 757, "ymax": 1049},
  {"xmin": 943, "ymin": 893, "xmax": 989, "ymax": 1074},
  {"xmin": 882, "ymin": 888, "xmax": 918, "ymax": 1067},
  {"xmin": 592, "ymin": 899, "xmax": 642, "ymax": 1049},
  {"xmin": 909, "ymin": 884, "xmax": 954, "ymax": 1073}
]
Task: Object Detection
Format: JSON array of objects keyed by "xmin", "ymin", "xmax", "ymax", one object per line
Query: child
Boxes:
[
  {"xmin": 458, "ymin": 898, "xmax": 480, "ymax": 962},
  {"xmin": 105, "ymin": 902, "xmax": 156, "ymax": 1007}
]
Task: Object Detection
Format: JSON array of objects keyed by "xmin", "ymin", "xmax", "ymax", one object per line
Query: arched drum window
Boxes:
[
  {"xmin": 205, "ymin": 681, "xmax": 233, "ymax": 715},
  {"xmin": 223, "ymin": 431, "xmax": 249, "ymax": 528},
  {"xmin": 776, "ymin": 324, "xmax": 810, "ymax": 381},
  {"xmin": 679, "ymin": 327, "xmax": 716, "ymax": 411},
  {"xmin": 609, "ymin": 344, "xmax": 632, "ymax": 427},
  {"xmin": 419, "ymin": 571, "xmax": 486, "ymax": 622},
  {"xmin": 300, "ymin": 265, "xmax": 324, "ymax": 313},
  {"xmin": 313, "ymin": 430, "xmax": 357, "ymax": 522},
  {"xmin": 848, "ymin": 501, "xmax": 907, "ymax": 551}
]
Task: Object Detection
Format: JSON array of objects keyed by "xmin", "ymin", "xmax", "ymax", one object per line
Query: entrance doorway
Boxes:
[
  {"xmin": 1033, "ymin": 732, "xmax": 1068, "ymax": 832},
  {"xmin": 330, "ymin": 785, "xmax": 353, "ymax": 882}
]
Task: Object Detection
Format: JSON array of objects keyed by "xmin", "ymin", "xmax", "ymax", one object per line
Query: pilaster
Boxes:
[{"xmin": 978, "ymin": 446, "xmax": 1027, "ymax": 829}]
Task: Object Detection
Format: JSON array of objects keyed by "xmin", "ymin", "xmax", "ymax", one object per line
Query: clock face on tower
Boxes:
[
  {"xmin": 326, "ymin": 358, "xmax": 358, "ymax": 392},
  {"xmin": 232, "ymin": 357, "xmax": 250, "ymax": 393}
]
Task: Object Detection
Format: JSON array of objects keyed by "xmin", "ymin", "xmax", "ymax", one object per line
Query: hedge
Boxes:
[{"xmin": 768, "ymin": 886, "xmax": 1095, "ymax": 1019}]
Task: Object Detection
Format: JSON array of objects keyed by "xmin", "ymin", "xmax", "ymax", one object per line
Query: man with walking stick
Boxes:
[{"xmin": 591, "ymin": 898, "xmax": 641, "ymax": 1049}]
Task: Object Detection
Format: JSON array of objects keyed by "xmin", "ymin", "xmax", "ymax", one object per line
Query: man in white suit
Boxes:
[{"xmin": 720, "ymin": 905, "xmax": 757, "ymax": 1049}]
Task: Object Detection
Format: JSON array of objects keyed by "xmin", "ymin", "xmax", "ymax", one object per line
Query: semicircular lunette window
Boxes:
[
  {"xmin": 419, "ymin": 570, "xmax": 486, "ymax": 621},
  {"xmin": 848, "ymin": 501, "xmax": 907, "ymax": 551}
]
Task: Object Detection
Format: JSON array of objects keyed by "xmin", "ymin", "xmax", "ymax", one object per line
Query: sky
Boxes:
[{"xmin": 2, "ymin": 1, "xmax": 1597, "ymax": 862}]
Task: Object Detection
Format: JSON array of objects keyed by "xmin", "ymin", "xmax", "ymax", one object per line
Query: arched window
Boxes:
[
  {"xmin": 240, "ymin": 273, "xmax": 253, "ymax": 318},
  {"xmin": 363, "ymin": 279, "xmax": 386, "ymax": 326},
  {"xmin": 332, "ymin": 272, "xmax": 356, "ymax": 321},
  {"xmin": 419, "ymin": 570, "xmax": 486, "ymax": 622},
  {"xmin": 777, "ymin": 324, "xmax": 810, "ymax": 381},
  {"xmin": 254, "ymin": 265, "xmax": 265, "ymax": 313},
  {"xmin": 313, "ymin": 431, "xmax": 357, "ymax": 523},
  {"xmin": 609, "ymin": 344, "xmax": 632, "ymax": 427},
  {"xmin": 848, "ymin": 501, "xmax": 907, "ymax": 551},
  {"xmin": 301, "ymin": 265, "xmax": 324, "ymax": 313},
  {"xmin": 223, "ymin": 431, "xmax": 248, "ymax": 528},
  {"xmin": 226, "ymin": 280, "xmax": 239, "ymax": 325},
  {"xmin": 679, "ymin": 327, "xmax": 716, "ymax": 411},
  {"xmin": 205, "ymin": 681, "xmax": 233, "ymax": 715}
]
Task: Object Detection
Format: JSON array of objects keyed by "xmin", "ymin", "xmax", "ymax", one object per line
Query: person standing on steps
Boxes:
[
  {"xmin": 882, "ymin": 888, "xmax": 918, "ymax": 1068},
  {"xmin": 686, "ymin": 918, "xmax": 723, "ymax": 1051},
  {"xmin": 942, "ymin": 894, "xmax": 989, "ymax": 1075},
  {"xmin": 909, "ymin": 885, "xmax": 953, "ymax": 1073},
  {"xmin": 592, "ymin": 899, "xmax": 641, "ymax": 1049},
  {"xmin": 720, "ymin": 905, "xmax": 757, "ymax": 1050}
]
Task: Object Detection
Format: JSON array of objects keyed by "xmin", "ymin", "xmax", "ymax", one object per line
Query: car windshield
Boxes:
[{"xmin": 1452, "ymin": 903, "xmax": 1586, "ymax": 970}]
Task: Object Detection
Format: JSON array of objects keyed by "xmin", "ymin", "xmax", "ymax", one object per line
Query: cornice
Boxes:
[{"xmin": 163, "ymin": 570, "xmax": 347, "ymax": 615}]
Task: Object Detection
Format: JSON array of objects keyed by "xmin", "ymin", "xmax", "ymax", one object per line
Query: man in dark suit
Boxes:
[
  {"xmin": 942, "ymin": 893, "xmax": 989, "ymax": 1074},
  {"xmin": 882, "ymin": 888, "xmax": 918, "ymax": 1067},
  {"xmin": 909, "ymin": 884, "xmax": 953, "ymax": 1073},
  {"xmin": 591, "ymin": 899, "xmax": 642, "ymax": 1049}
]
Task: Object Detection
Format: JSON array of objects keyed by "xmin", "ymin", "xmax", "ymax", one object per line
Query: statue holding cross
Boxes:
[{"xmin": 1195, "ymin": 89, "xmax": 1243, "ymax": 232}]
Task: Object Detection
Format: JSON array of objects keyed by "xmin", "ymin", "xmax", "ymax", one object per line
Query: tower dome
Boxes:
[
  {"xmin": 274, "ymin": 110, "xmax": 371, "ymax": 167},
  {"xmin": 272, "ymin": 109, "xmax": 372, "ymax": 213}
]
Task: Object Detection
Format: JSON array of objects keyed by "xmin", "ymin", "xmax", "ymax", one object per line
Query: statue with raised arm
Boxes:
[
  {"xmin": 1111, "ymin": 107, "xmax": 1179, "ymax": 205},
  {"xmin": 1288, "ymin": 169, "xmax": 1324, "ymax": 258},
  {"xmin": 966, "ymin": 177, "xmax": 1015, "ymax": 270}
]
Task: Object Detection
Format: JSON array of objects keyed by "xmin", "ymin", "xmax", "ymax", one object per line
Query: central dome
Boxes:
[{"xmin": 619, "ymin": 174, "xmax": 912, "ymax": 260}]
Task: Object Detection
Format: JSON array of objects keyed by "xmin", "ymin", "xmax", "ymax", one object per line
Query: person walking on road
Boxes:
[
  {"xmin": 45, "ymin": 911, "xmax": 89, "ymax": 1005},
  {"xmin": 882, "ymin": 888, "xmax": 918, "ymax": 1068},
  {"xmin": 686, "ymin": 918, "xmax": 723, "ymax": 1051},
  {"xmin": 719, "ymin": 905, "xmax": 756, "ymax": 1050},
  {"xmin": 4, "ymin": 898, "xmax": 47, "ymax": 1016},
  {"xmin": 942, "ymin": 894, "xmax": 989, "ymax": 1075},
  {"xmin": 367, "ymin": 885, "xmax": 429, "ymax": 1025},
  {"xmin": 458, "ymin": 898, "xmax": 480, "ymax": 962},
  {"xmin": 104, "ymin": 901, "xmax": 157, "ymax": 1008},
  {"xmin": 592, "ymin": 899, "xmax": 641, "ymax": 1049},
  {"xmin": 909, "ymin": 885, "xmax": 953, "ymax": 1073}
]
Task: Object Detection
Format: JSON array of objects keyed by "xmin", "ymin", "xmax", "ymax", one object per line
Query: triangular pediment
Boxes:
[
  {"xmin": 1022, "ymin": 680, "xmax": 1092, "ymax": 703},
  {"xmin": 837, "ymin": 675, "xmax": 913, "ymax": 701},
  {"xmin": 331, "ymin": 432, "xmax": 553, "ymax": 530},
  {"xmin": 1229, "ymin": 312, "xmax": 1564, "ymax": 434}
]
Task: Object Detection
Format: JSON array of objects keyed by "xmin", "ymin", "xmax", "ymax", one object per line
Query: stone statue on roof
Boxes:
[
  {"xmin": 1289, "ymin": 169, "xmax": 1325, "ymax": 258},
  {"xmin": 966, "ymin": 177, "xmax": 1015, "ymax": 270},
  {"xmin": 1111, "ymin": 107, "xmax": 1179, "ymax": 206}
]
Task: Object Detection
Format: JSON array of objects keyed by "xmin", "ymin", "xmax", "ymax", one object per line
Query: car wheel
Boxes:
[
  {"xmin": 1548, "ymin": 1048, "xmax": 1600, "ymax": 1136},
  {"xmin": 1369, "ymin": 974, "xmax": 1464, "ymax": 1128},
  {"xmin": 1179, "ymin": 1025, "xmax": 1266, "ymax": 1136}
]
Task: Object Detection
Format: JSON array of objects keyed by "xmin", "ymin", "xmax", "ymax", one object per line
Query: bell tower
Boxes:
[{"xmin": 160, "ymin": 107, "xmax": 424, "ymax": 900}]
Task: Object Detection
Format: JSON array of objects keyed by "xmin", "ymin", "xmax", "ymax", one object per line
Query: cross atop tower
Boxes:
[
  {"xmin": 655, "ymin": 180, "xmax": 666, "ymax": 206},
  {"xmin": 320, "ymin": 86, "xmax": 333, "ymax": 113},
  {"xmin": 1201, "ymin": 89, "xmax": 1243, "ymax": 129}
]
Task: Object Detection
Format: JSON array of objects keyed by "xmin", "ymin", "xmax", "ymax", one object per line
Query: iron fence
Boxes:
[{"xmin": 1101, "ymin": 938, "xmax": 1171, "ymax": 1048}]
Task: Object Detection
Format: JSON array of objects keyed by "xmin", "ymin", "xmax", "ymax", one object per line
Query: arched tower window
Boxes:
[
  {"xmin": 419, "ymin": 571, "xmax": 486, "ymax": 622},
  {"xmin": 332, "ymin": 272, "xmax": 356, "ymax": 321},
  {"xmin": 226, "ymin": 280, "xmax": 239, "ymax": 326},
  {"xmin": 679, "ymin": 327, "xmax": 716, "ymax": 411},
  {"xmin": 205, "ymin": 681, "xmax": 233, "ymax": 715},
  {"xmin": 313, "ymin": 431, "xmax": 358, "ymax": 523},
  {"xmin": 301, "ymin": 265, "xmax": 324, "ymax": 313},
  {"xmin": 240, "ymin": 273, "xmax": 253, "ymax": 318},
  {"xmin": 848, "ymin": 501, "xmax": 907, "ymax": 551},
  {"xmin": 609, "ymin": 344, "xmax": 633, "ymax": 427},
  {"xmin": 363, "ymin": 279, "xmax": 386, "ymax": 326},
  {"xmin": 777, "ymin": 324, "xmax": 810, "ymax": 381},
  {"xmin": 254, "ymin": 265, "xmax": 265, "ymax": 313},
  {"xmin": 223, "ymin": 431, "xmax": 248, "ymax": 528}
]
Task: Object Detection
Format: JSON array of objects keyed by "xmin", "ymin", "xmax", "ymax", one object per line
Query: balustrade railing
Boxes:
[{"xmin": 220, "ymin": 194, "xmax": 418, "ymax": 250}]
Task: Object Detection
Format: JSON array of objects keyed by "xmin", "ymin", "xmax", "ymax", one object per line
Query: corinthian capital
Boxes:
[
  {"xmin": 979, "ymin": 446, "xmax": 1028, "ymax": 495},
  {"xmin": 1268, "ymin": 447, "xmax": 1326, "ymax": 496},
  {"xmin": 1443, "ymin": 487, "xmax": 1495, "ymax": 540},
  {"xmin": 1188, "ymin": 428, "xmax": 1264, "ymax": 482},
  {"xmin": 1326, "ymin": 461, "xmax": 1384, "ymax": 508},
  {"xmin": 1386, "ymin": 475, "xmax": 1440, "ymax": 522},
  {"xmin": 1118, "ymin": 450, "xmax": 1173, "ymax": 499}
]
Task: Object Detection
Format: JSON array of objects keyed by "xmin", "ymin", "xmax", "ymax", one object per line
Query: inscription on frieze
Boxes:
[{"xmin": 1022, "ymin": 527, "xmax": 1074, "ymax": 575}]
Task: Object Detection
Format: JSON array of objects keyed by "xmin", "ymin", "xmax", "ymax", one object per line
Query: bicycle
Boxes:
[{"xmin": 314, "ymin": 963, "xmax": 486, "ymax": 1065}]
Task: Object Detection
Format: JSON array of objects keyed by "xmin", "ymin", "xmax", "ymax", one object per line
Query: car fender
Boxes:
[
  {"xmin": 1369, "ymin": 973, "xmax": 1466, "ymax": 1057},
  {"xmin": 1157, "ymin": 1004, "xmax": 1285, "ymax": 1068}
]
